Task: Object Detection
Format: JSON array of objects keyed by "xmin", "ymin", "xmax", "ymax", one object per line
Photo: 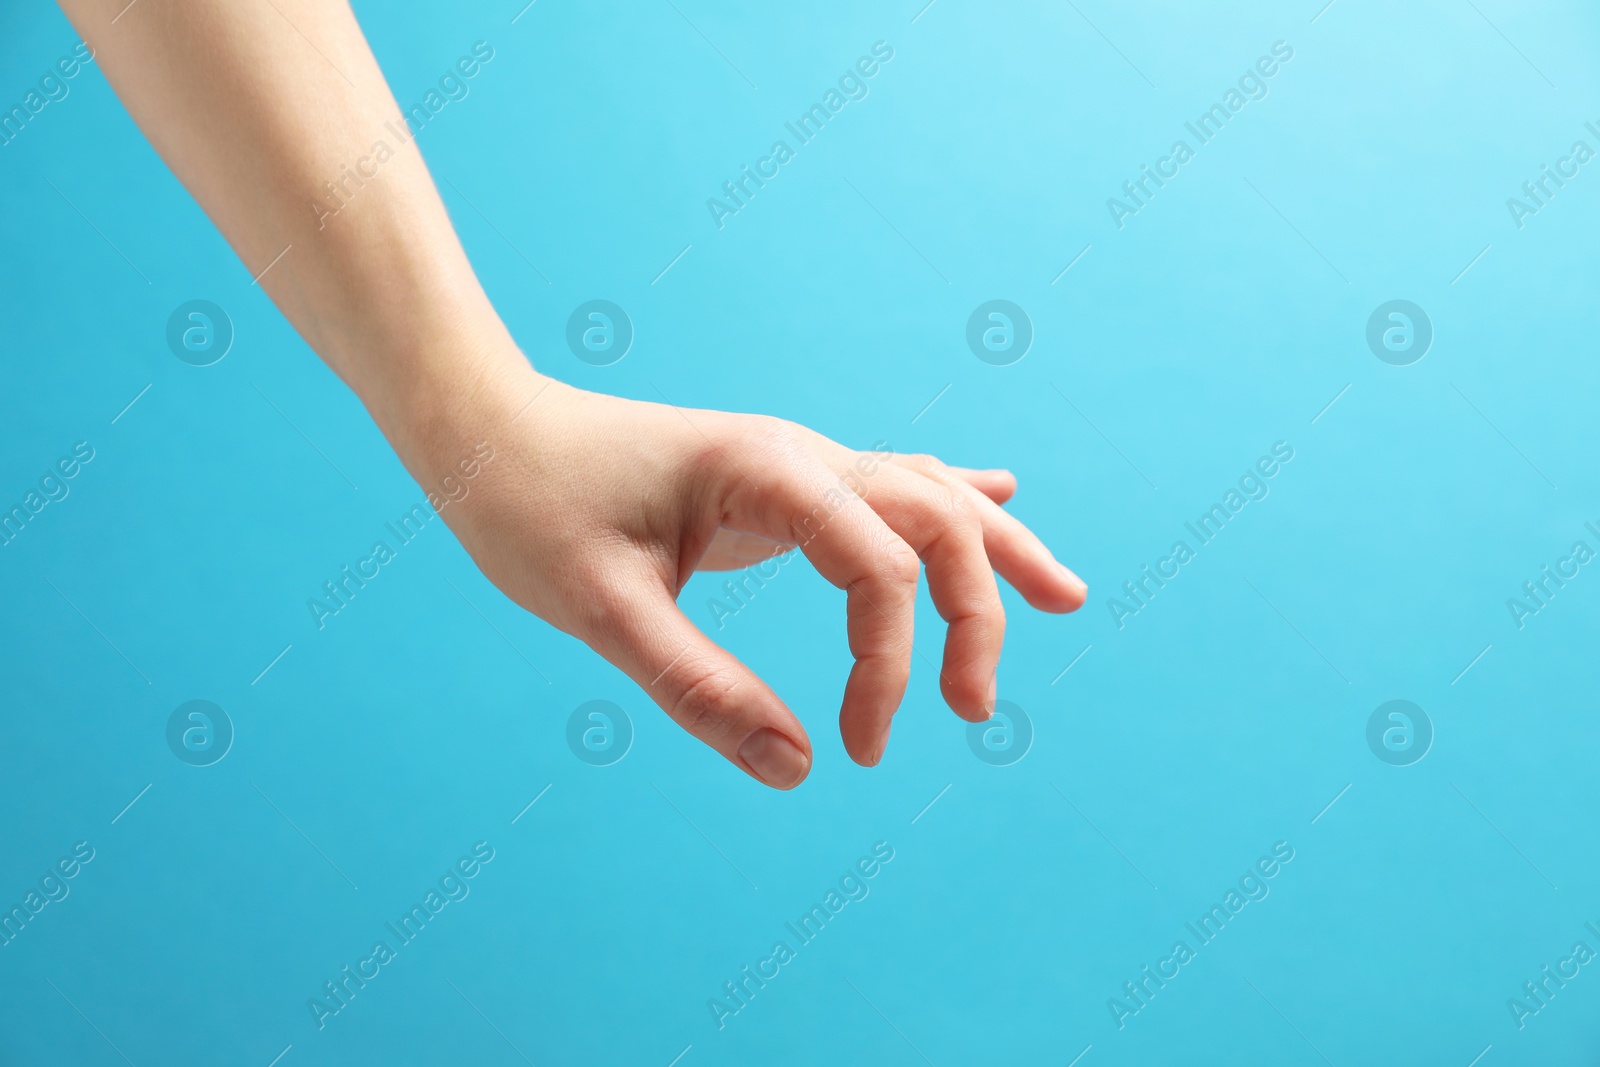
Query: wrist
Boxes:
[
  {"xmin": 357, "ymin": 323, "xmax": 550, "ymax": 489},
  {"xmin": 267, "ymin": 182, "xmax": 540, "ymax": 452}
]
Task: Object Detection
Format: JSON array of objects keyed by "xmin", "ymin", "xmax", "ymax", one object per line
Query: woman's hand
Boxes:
[
  {"xmin": 411, "ymin": 356, "xmax": 1087, "ymax": 789},
  {"xmin": 55, "ymin": 0, "xmax": 1086, "ymax": 787}
]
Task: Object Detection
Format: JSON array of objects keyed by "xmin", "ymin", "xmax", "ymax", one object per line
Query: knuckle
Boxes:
[
  {"xmin": 905, "ymin": 452, "xmax": 948, "ymax": 478},
  {"xmin": 669, "ymin": 660, "xmax": 746, "ymax": 742},
  {"xmin": 867, "ymin": 652, "xmax": 913, "ymax": 690},
  {"xmin": 945, "ymin": 585, "xmax": 1005, "ymax": 628},
  {"xmin": 884, "ymin": 542, "xmax": 922, "ymax": 586},
  {"xmin": 563, "ymin": 567, "xmax": 634, "ymax": 640},
  {"xmin": 847, "ymin": 614, "xmax": 913, "ymax": 670},
  {"xmin": 698, "ymin": 417, "xmax": 804, "ymax": 489},
  {"xmin": 979, "ymin": 593, "xmax": 1009, "ymax": 629},
  {"xmin": 944, "ymin": 486, "xmax": 977, "ymax": 524},
  {"xmin": 747, "ymin": 415, "xmax": 807, "ymax": 457},
  {"xmin": 920, "ymin": 487, "xmax": 978, "ymax": 543},
  {"xmin": 726, "ymin": 419, "xmax": 811, "ymax": 499}
]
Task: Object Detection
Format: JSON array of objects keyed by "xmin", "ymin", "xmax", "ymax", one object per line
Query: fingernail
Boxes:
[
  {"xmin": 738, "ymin": 728, "xmax": 809, "ymax": 789},
  {"xmin": 987, "ymin": 672, "xmax": 998, "ymax": 715},
  {"xmin": 872, "ymin": 729, "xmax": 890, "ymax": 766},
  {"xmin": 1060, "ymin": 564, "xmax": 1087, "ymax": 594}
]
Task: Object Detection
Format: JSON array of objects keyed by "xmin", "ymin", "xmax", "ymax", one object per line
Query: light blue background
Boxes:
[{"xmin": 4, "ymin": 0, "xmax": 1600, "ymax": 1063}]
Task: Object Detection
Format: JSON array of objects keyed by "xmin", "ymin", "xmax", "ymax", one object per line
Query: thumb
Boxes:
[{"xmin": 587, "ymin": 585, "xmax": 813, "ymax": 789}]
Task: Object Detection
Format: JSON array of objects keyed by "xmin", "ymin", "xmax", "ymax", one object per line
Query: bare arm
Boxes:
[
  {"xmin": 58, "ymin": 0, "xmax": 508, "ymax": 452},
  {"xmin": 59, "ymin": 0, "xmax": 1087, "ymax": 788}
]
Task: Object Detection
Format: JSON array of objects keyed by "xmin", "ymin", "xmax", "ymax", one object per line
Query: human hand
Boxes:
[
  {"xmin": 54, "ymin": 0, "xmax": 1084, "ymax": 788},
  {"xmin": 405, "ymin": 355, "xmax": 1087, "ymax": 790}
]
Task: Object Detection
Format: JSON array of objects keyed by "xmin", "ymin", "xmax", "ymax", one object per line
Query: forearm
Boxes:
[
  {"xmin": 57, "ymin": 0, "xmax": 530, "ymax": 455},
  {"xmin": 55, "ymin": 0, "xmax": 1087, "ymax": 785}
]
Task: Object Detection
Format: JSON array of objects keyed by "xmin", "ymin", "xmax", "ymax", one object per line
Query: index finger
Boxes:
[{"xmin": 720, "ymin": 448, "xmax": 921, "ymax": 766}]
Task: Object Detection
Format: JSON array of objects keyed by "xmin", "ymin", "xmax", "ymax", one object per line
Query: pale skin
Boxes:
[{"xmin": 59, "ymin": 0, "xmax": 1087, "ymax": 789}]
